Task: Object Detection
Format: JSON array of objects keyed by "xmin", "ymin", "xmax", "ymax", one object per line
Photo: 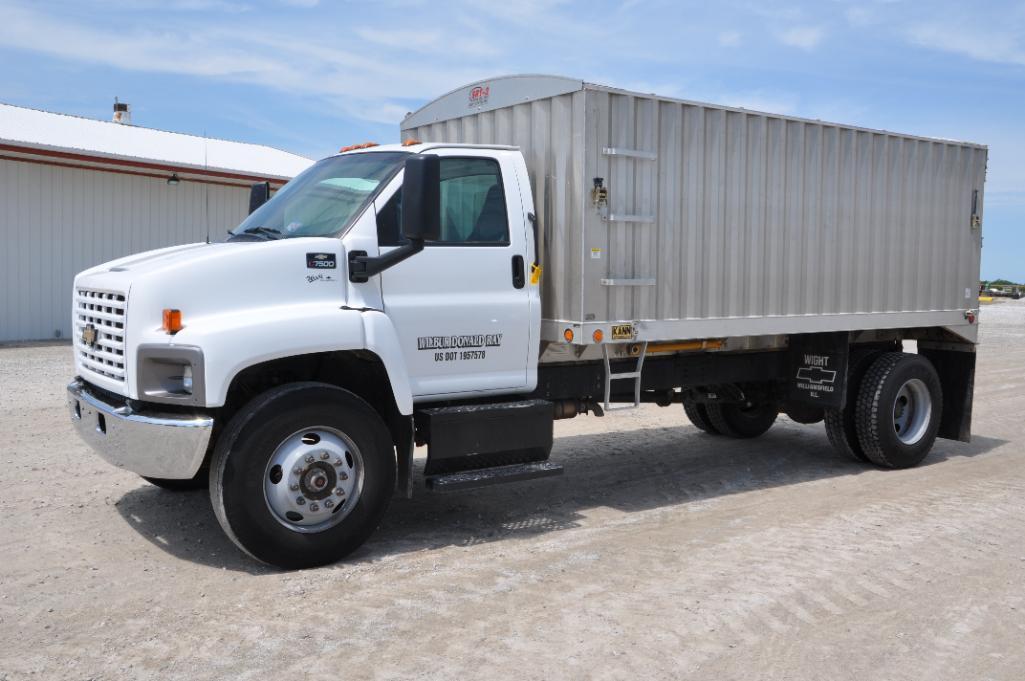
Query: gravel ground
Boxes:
[{"xmin": 2, "ymin": 302, "xmax": 1024, "ymax": 680}]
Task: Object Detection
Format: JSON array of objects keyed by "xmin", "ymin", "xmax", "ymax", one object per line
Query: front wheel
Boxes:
[{"xmin": 210, "ymin": 383, "xmax": 396, "ymax": 569}]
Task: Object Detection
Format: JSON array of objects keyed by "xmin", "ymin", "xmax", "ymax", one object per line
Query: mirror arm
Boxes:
[{"xmin": 348, "ymin": 239, "xmax": 425, "ymax": 283}]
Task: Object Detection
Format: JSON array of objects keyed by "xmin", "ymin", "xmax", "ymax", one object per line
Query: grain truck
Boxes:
[{"xmin": 67, "ymin": 75, "xmax": 985, "ymax": 568}]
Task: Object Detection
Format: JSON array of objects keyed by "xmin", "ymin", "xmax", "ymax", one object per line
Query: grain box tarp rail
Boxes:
[{"xmin": 402, "ymin": 75, "xmax": 987, "ymax": 345}]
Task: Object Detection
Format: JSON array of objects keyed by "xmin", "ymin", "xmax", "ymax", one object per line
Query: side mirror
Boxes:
[
  {"xmin": 401, "ymin": 155, "xmax": 441, "ymax": 241},
  {"xmin": 249, "ymin": 181, "xmax": 271, "ymax": 215}
]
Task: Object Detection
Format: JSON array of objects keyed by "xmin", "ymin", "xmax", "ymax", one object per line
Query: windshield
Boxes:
[{"xmin": 230, "ymin": 151, "xmax": 407, "ymax": 240}]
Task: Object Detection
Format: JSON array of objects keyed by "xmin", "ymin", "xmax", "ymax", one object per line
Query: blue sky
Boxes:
[{"xmin": 1, "ymin": 0, "xmax": 1022, "ymax": 280}]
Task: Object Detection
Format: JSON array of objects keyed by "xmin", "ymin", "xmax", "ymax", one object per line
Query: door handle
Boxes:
[{"xmin": 511, "ymin": 255, "xmax": 525, "ymax": 289}]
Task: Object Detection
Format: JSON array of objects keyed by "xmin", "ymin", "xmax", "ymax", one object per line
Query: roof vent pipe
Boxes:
[{"xmin": 113, "ymin": 97, "xmax": 131, "ymax": 125}]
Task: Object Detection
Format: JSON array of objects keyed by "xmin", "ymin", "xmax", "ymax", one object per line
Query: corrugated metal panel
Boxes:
[
  {"xmin": 0, "ymin": 157, "xmax": 248, "ymax": 342},
  {"xmin": 0, "ymin": 103, "xmax": 313, "ymax": 179},
  {"xmin": 403, "ymin": 77, "xmax": 986, "ymax": 342}
]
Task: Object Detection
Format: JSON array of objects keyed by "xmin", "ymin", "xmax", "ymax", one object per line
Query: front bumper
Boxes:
[{"xmin": 67, "ymin": 379, "xmax": 214, "ymax": 479}]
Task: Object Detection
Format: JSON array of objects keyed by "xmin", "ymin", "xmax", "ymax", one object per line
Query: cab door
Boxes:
[{"xmin": 377, "ymin": 150, "xmax": 533, "ymax": 399}]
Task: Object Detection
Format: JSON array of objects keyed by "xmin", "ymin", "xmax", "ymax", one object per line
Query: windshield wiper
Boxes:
[{"xmin": 243, "ymin": 226, "xmax": 283, "ymax": 240}]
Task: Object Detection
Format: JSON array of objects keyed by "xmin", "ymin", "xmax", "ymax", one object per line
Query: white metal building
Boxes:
[{"xmin": 0, "ymin": 102, "xmax": 313, "ymax": 342}]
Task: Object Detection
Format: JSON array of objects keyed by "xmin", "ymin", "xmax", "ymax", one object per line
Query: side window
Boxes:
[
  {"xmin": 376, "ymin": 190, "xmax": 403, "ymax": 247},
  {"xmin": 438, "ymin": 158, "xmax": 509, "ymax": 245},
  {"xmin": 376, "ymin": 157, "xmax": 510, "ymax": 247}
]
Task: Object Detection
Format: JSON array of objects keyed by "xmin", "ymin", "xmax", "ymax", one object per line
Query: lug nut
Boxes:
[
  {"xmin": 324, "ymin": 500, "xmax": 334, "ymax": 509},
  {"xmin": 293, "ymin": 466, "xmax": 303, "ymax": 475},
  {"xmin": 321, "ymin": 452, "xmax": 330, "ymax": 460},
  {"xmin": 305, "ymin": 455, "xmax": 315, "ymax": 463},
  {"xmin": 296, "ymin": 496, "xmax": 305, "ymax": 505},
  {"xmin": 334, "ymin": 488, "xmax": 344, "ymax": 496},
  {"xmin": 339, "ymin": 472, "xmax": 349, "ymax": 481},
  {"xmin": 290, "ymin": 483, "xmax": 299, "ymax": 491},
  {"xmin": 333, "ymin": 459, "xmax": 343, "ymax": 467},
  {"xmin": 310, "ymin": 503, "xmax": 319, "ymax": 512}
]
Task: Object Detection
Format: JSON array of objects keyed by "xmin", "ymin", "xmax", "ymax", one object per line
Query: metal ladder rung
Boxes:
[{"xmin": 601, "ymin": 341, "xmax": 648, "ymax": 412}]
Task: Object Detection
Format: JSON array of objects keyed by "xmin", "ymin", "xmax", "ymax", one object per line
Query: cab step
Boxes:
[{"xmin": 425, "ymin": 461, "xmax": 564, "ymax": 492}]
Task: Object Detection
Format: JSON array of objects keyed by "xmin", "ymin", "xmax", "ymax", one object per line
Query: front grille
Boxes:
[{"xmin": 75, "ymin": 288, "xmax": 127, "ymax": 383}]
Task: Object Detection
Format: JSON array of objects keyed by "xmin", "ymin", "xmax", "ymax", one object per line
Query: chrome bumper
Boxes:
[{"xmin": 67, "ymin": 379, "xmax": 214, "ymax": 479}]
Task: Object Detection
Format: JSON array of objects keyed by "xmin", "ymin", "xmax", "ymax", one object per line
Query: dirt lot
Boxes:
[{"xmin": 2, "ymin": 302, "xmax": 1024, "ymax": 681}]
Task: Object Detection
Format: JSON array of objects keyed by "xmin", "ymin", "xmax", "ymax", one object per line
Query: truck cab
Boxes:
[{"xmin": 68, "ymin": 145, "xmax": 550, "ymax": 568}]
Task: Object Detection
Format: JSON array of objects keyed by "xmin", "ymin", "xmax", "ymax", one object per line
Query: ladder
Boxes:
[{"xmin": 601, "ymin": 342, "xmax": 648, "ymax": 412}]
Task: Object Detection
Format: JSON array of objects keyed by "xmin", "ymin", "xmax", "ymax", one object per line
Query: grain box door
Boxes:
[{"xmin": 584, "ymin": 89, "xmax": 660, "ymax": 328}]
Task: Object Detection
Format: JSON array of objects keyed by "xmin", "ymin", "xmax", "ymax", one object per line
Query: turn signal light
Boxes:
[
  {"xmin": 402, "ymin": 138, "xmax": 421, "ymax": 146},
  {"xmin": 162, "ymin": 308, "xmax": 183, "ymax": 334}
]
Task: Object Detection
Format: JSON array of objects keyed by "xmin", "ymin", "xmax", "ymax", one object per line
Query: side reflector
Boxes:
[{"xmin": 162, "ymin": 308, "xmax": 183, "ymax": 334}]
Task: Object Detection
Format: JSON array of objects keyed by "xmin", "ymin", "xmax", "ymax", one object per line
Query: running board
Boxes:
[{"xmin": 425, "ymin": 461, "xmax": 564, "ymax": 492}]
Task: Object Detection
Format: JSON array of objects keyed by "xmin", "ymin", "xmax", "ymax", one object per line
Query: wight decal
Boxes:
[
  {"xmin": 418, "ymin": 334, "xmax": 503, "ymax": 362},
  {"xmin": 795, "ymin": 354, "xmax": 838, "ymax": 396}
]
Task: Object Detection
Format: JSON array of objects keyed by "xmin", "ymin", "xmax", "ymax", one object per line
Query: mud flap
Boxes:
[
  {"xmin": 918, "ymin": 342, "xmax": 976, "ymax": 442},
  {"xmin": 787, "ymin": 333, "xmax": 850, "ymax": 410}
]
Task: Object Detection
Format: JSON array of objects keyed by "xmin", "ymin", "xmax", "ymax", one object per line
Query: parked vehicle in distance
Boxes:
[{"xmin": 67, "ymin": 76, "xmax": 985, "ymax": 568}]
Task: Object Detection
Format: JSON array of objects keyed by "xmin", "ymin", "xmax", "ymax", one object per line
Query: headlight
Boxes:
[{"xmin": 136, "ymin": 344, "xmax": 204, "ymax": 405}]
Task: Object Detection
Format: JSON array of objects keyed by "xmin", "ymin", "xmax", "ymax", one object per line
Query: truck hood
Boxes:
[{"xmin": 72, "ymin": 238, "xmax": 361, "ymax": 395}]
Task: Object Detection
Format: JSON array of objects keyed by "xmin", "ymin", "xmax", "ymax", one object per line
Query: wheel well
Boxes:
[{"xmin": 221, "ymin": 350, "xmax": 408, "ymax": 450}]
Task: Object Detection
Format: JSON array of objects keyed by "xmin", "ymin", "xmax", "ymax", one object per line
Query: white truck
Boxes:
[{"xmin": 68, "ymin": 76, "xmax": 986, "ymax": 568}]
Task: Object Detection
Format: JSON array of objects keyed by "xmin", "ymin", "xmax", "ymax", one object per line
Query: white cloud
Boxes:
[
  {"xmin": 907, "ymin": 22, "xmax": 1025, "ymax": 67},
  {"xmin": 717, "ymin": 30, "xmax": 741, "ymax": 47},
  {"xmin": 776, "ymin": 25, "xmax": 824, "ymax": 50},
  {"xmin": 843, "ymin": 6, "xmax": 873, "ymax": 27},
  {"xmin": 0, "ymin": 2, "xmax": 491, "ymax": 123}
]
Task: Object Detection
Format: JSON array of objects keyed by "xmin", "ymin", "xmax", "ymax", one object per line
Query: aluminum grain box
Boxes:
[{"xmin": 402, "ymin": 75, "xmax": 987, "ymax": 344}]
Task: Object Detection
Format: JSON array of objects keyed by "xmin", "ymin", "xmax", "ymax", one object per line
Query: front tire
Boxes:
[
  {"xmin": 210, "ymin": 383, "xmax": 396, "ymax": 569},
  {"xmin": 855, "ymin": 353, "xmax": 942, "ymax": 469}
]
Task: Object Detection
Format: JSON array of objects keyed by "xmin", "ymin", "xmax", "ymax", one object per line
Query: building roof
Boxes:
[{"xmin": 0, "ymin": 102, "xmax": 314, "ymax": 185}]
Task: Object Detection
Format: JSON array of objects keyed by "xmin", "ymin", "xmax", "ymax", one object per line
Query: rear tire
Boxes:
[
  {"xmin": 824, "ymin": 348, "xmax": 885, "ymax": 463},
  {"xmin": 210, "ymin": 382, "xmax": 396, "ymax": 569},
  {"xmin": 683, "ymin": 400, "xmax": 719, "ymax": 434},
  {"xmin": 855, "ymin": 353, "xmax": 942, "ymax": 469},
  {"xmin": 705, "ymin": 401, "xmax": 778, "ymax": 438}
]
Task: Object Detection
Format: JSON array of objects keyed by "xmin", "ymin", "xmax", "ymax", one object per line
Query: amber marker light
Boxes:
[
  {"xmin": 592, "ymin": 329, "xmax": 604, "ymax": 343},
  {"xmin": 563, "ymin": 328, "xmax": 574, "ymax": 342},
  {"xmin": 162, "ymin": 308, "xmax": 183, "ymax": 334}
]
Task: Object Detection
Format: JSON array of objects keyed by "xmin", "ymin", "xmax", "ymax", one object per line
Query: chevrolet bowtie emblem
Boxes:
[{"xmin": 81, "ymin": 323, "xmax": 98, "ymax": 347}]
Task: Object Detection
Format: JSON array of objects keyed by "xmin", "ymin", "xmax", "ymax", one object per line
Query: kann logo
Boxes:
[{"xmin": 796, "ymin": 367, "xmax": 837, "ymax": 385}]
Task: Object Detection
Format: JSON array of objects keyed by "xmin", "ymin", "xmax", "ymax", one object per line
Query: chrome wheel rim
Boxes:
[
  {"xmin": 263, "ymin": 427, "xmax": 364, "ymax": 533},
  {"xmin": 892, "ymin": 378, "xmax": 931, "ymax": 445}
]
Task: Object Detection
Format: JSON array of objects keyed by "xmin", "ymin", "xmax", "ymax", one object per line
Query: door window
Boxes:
[{"xmin": 377, "ymin": 157, "xmax": 509, "ymax": 247}]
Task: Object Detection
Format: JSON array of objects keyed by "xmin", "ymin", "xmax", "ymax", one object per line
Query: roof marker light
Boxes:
[{"xmin": 338, "ymin": 142, "xmax": 379, "ymax": 153}]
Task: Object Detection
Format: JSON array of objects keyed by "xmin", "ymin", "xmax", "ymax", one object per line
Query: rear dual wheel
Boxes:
[
  {"xmin": 827, "ymin": 352, "xmax": 942, "ymax": 469},
  {"xmin": 683, "ymin": 398, "xmax": 778, "ymax": 438}
]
